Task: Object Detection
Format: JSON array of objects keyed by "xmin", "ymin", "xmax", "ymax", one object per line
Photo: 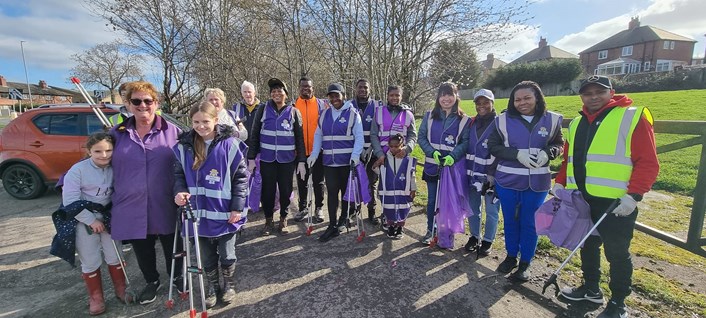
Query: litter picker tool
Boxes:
[
  {"xmin": 70, "ymin": 77, "xmax": 112, "ymax": 128},
  {"xmin": 542, "ymin": 199, "xmax": 620, "ymax": 297},
  {"xmin": 351, "ymin": 163, "xmax": 366, "ymax": 242},
  {"xmin": 110, "ymin": 240, "xmax": 136, "ymax": 303}
]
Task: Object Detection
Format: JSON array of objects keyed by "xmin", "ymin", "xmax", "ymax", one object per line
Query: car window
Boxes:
[
  {"xmin": 32, "ymin": 114, "xmax": 80, "ymax": 136},
  {"xmin": 86, "ymin": 114, "xmax": 109, "ymax": 135}
]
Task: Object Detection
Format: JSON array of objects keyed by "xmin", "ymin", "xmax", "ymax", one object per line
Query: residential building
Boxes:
[
  {"xmin": 509, "ymin": 37, "xmax": 578, "ymax": 64},
  {"xmin": 0, "ymin": 75, "xmax": 73, "ymax": 107},
  {"xmin": 479, "ymin": 53, "xmax": 508, "ymax": 79},
  {"xmin": 579, "ymin": 17, "xmax": 696, "ymax": 76}
]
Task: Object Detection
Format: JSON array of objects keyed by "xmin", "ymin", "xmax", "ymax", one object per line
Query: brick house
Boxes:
[
  {"xmin": 0, "ymin": 75, "xmax": 73, "ymax": 107},
  {"xmin": 579, "ymin": 17, "xmax": 696, "ymax": 76},
  {"xmin": 509, "ymin": 37, "xmax": 578, "ymax": 64},
  {"xmin": 479, "ymin": 53, "xmax": 507, "ymax": 80}
]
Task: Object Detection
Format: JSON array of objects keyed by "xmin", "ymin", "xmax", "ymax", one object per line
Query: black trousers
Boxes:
[
  {"xmin": 323, "ymin": 166, "xmax": 352, "ymax": 227},
  {"xmin": 296, "ymin": 155, "xmax": 325, "ymax": 211},
  {"xmin": 131, "ymin": 233, "xmax": 183, "ymax": 283},
  {"xmin": 260, "ymin": 161, "xmax": 296, "ymax": 219},
  {"xmin": 580, "ymin": 196, "xmax": 637, "ymax": 303},
  {"xmin": 364, "ymin": 153, "xmax": 379, "ymax": 216}
]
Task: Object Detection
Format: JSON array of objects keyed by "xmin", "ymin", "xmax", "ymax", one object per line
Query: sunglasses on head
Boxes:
[{"xmin": 130, "ymin": 98, "xmax": 155, "ymax": 106}]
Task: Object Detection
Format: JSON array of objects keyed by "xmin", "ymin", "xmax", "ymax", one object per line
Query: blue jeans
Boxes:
[
  {"xmin": 466, "ymin": 186, "xmax": 501, "ymax": 242},
  {"xmin": 495, "ymin": 184, "xmax": 547, "ymax": 263},
  {"xmin": 198, "ymin": 231, "xmax": 239, "ymax": 272},
  {"xmin": 425, "ymin": 179, "xmax": 438, "ymax": 233}
]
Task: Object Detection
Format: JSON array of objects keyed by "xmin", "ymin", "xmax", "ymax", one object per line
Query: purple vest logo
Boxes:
[
  {"xmin": 205, "ymin": 169, "xmax": 221, "ymax": 184},
  {"xmin": 338, "ymin": 116, "xmax": 347, "ymax": 124},
  {"xmin": 365, "ymin": 115, "xmax": 373, "ymax": 123},
  {"xmin": 482, "ymin": 138, "xmax": 489, "ymax": 148},
  {"xmin": 445, "ymin": 135, "xmax": 456, "ymax": 145},
  {"xmin": 538, "ymin": 126, "xmax": 549, "ymax": 137},
  {"xmin": 281, "ymin": 119, "xmax": 292, "ymax": 130},
  {"xmin": 399, "ymin": 175, "xmax": 406, "ymax": 181}
]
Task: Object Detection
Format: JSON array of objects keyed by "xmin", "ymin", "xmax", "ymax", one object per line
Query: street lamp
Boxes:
[{"xmin": 20, "ymin": 41, "xmax": 33, "ymax": 109}]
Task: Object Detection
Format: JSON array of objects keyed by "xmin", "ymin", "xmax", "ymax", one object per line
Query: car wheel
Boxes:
[{"xmin": 1, "ymin": 164, "xmax": 47, "ymax": 200}]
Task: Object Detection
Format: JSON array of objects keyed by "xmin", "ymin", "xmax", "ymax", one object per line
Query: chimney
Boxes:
[
  {"xmin": 629, "ymin": 16, "xmax": 640, "ymax": 30},
  {"xmin": 487, "ymin": 53, "xmax": 494, "ymax": 61},
  {"xmin": 0, "ymin": 76, "xmax": 6, "ymax": 87},
  {"xmin": 538, "ymin": 37, "xmax": 547, "ymax": 48},
  {"xmin": 39, "ymin": 80, "xmax": 48, "ymax": 89}
]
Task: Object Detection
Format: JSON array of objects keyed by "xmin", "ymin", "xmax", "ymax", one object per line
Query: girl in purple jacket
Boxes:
[{"xmin": 173, "ymin": 101, "xmax": 249, "ymax": 308}]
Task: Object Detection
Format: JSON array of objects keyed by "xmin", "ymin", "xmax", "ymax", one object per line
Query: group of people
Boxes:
[{"xmin": 51, "ymin": 74, "xmax": 657, "ymax": 318}]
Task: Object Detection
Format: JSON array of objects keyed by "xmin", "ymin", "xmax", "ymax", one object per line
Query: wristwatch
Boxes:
[{"xmin": 629, "ymin": 193, "xmax": 643, "ymax": 202}]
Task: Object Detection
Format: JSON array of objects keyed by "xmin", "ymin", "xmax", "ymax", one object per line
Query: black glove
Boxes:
[{"xmin": 481, "ymin": 182, "xmax": 490, "ymax": 196}]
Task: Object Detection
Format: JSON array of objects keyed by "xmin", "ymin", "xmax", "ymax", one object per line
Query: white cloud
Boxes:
[
  {"xmin": 477, "ymin": 24, "xmax": 542, "ymax": 63},
  {"xmin": 0, "ymin": 0, "xmax": 120, "ymax": 71},
  {"xmin": 555, "ymin": 0, "xmax": 706, "ymax": 56}
]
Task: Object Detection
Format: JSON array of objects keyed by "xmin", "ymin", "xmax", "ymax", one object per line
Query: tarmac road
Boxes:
[{"xmin": 0, "ymin": 181, "xmax": 606, "ymax": 318}]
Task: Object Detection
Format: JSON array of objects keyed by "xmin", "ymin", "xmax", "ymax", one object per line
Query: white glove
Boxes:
[
  {"xmin": 306, "ymin": 156, "xmax": 317, "ymax": 168},
  {"xmin": 612, "ymin": 194, "xmax": 638, "ymax": 217},
  {"xmin": 473, "ymin": 182, "xmax": 483, "ymax": 192},
  {"xmin": 551, "ymin": 183, "xmax": 564, "ymax": 196},
  {"xmin": 536, "ymin": 150, "xmax": 549, "ymax": 167},
  {"xmin": 297, "ymin": 162, "xmax": 307, "ymax": 180},
  {"xmin": 351, "ymin": 157, "xmax": 360, "ymax": 167},
  {"xmin": 487, "ymin": 175, "xmax": 495, "ymax": 186},
  {"xmin": 248, "ymin": 160, "xmax": 256, "ymax": 173},
  {"xmin": 517, "ymin": 151, "xmax": 539, "ymax": 169}
]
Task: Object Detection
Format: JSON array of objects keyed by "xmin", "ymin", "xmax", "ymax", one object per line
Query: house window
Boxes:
[
  {"xmin": 655, "ymin": 60, "xmax": 671, "ymax": 72},
  {"xmin": 622, "ymin": 46, "xmax": 633, "ymax": 56},
  {"xmin": 663, "ymin": 41, "xmax": 675, "ymax": 50},
  {"xmin": 598, "ymin": 50, "xmax": 608, "ymax": 60},
  {"xmin": 644, "ymin": 62, "xmax": 651, "ymax": 71}
]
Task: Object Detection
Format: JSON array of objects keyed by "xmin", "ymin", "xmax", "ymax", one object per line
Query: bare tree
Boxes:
[{"xmin": 70, "ymin": 40, "xmax": 144, "ymax": 103}]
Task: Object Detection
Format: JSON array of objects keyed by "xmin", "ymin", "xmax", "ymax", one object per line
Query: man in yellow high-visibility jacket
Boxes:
[{"xmin": 553, "ymin": 75, "xmax": 659, "ymax": 318}]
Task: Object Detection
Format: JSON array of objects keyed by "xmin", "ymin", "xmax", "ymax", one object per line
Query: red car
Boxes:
[{"xmin": 0, "ymin": 104, "xmax": 119, "ymax": 199}]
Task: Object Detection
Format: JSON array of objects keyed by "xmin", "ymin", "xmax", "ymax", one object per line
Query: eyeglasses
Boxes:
[{"xmin": 130, "ymin": 98, "xmax": 155, "ymax": 106}]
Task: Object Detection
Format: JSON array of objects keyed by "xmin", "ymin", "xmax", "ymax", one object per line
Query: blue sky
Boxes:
[{"xmin": 1, "ymin": 0, "xmax": 704, "ymax": 90}]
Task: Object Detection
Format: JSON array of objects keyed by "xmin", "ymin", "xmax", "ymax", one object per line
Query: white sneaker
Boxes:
[
  {"xmin": 314, "ymin": 207, "xmax": 324, "ymax": 223},
  {"xmin": 293, "ymin": 208, "xmax": 308, "ymax": 222}
]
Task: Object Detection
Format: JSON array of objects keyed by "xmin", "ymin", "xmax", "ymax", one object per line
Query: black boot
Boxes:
[
  {"xmin": 205, "ymin": 269, "xmax": 220, "ymax": 308},
  {"xmin": 464, "ymin": 236, "xmax": 479, "ymax": 252},
  {"xmin": 367, "ymin": 208, "xmax": 380, "ymax": 226},
  {"xmin": 386, "ymin": 225, "xmax": 396, "ymax": 238},
  {"xmin": 220, "ymin": 264, "xmax": 236, "ymax": 304},
  {"xmin": 497, "ymin": 256, "xmax": 518, "ymax": 273},
  {"xmin": 318, "ymin": 226, "xmax": 340, "ymax": 242},
  {"xmin": 511, "ymin": 261, "xmax": 531, "ymax": 282},
  {"xmin": 478, "ymin": 240, "xmax": 492, "ymax": 256}
]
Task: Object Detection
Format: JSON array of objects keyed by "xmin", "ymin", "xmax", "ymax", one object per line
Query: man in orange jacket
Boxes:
[{"xmin": 293, "ymin": 77, "xmax": 328, "ymax": 223}]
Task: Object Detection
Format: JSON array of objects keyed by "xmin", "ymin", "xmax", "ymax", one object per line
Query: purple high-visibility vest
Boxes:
[
  {"xmin": 423, "ymin": 111, "xmax": 470, "ymax": 176},
  {"xmin": 375, "ymin": 106, "xmax": 414, "ymax": 153},
  {"xmin": 494, "ymin": 111, "xmax": 562, "ymax": 191},
  {"xmin": 174, "ymin": 137, "xmax": 248, "ymax": 237},
  {"xmin": 378, "ymin": 155, "xmax": 416, "ymax": 222},
  {"xmin": 466, "ymin": 118, "xmax": 497, "ymax": 183},
  {"xmin": 353, "ymin": 99, "xmax": 380, "ymax": 150},
  {"xmin": 318, "ymin": 106, "xmax": 358, "ymax": 167},
  {"xmin": 259, "ymin": 102, "xmax": 296, "ymax": 163}
]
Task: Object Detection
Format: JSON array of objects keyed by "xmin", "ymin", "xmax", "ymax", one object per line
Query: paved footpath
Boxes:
[{"xmin": 0, "ymin": 182, "xmax": 606, "ymax": 318}]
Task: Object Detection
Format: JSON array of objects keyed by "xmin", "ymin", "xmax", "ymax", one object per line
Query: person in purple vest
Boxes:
[
  {"xmin": 371, "ymin": 85, "xmax": 417, "ymax": 230},
  {"xmin": 307, "ymin": 83, "xmax": 364, "ymax": 242},
  {"xmin": 417, "ymin": 82, "xmax": 471, "ymax": 246},
  {"xmin": 373, "ymin": 134, "xmax": 417, "ymax": 239},
  {"xmin": 247, "ymin": 78, "xmax": 307, "ymax": 236},
  {"xmin": 488, "ymin": 80, "xmax": 563, "ymax": 281},
  {"xmin": 464, "ymin": 88, "xmax": 502, "ymax": 256},
  {"xmin": 204, "ymin": 87, "xmax": 248, "ymax": 141},
  {"xmin": 109, "ymin": 81, "xmax": 183, "ymax": 305},
  {"xmin": 173, "ymin": 101, "xmax": 248, "ymax": 307},
  {"xmin": 232, "ymin": 80, "xmax": 264, "ymax": 144},
  {"xmin": 351, "ymin": 79, "xmax": 383, "ymax": 226}
]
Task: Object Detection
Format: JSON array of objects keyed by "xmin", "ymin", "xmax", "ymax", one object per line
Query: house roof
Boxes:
[
  {"xmin": 509, "ymin": 45, "xmax": 578, "ymax": 64},
  {"xmin": 481, "ymin": 57, "xmax": 508, "ymax": 70},
  {"xmin": 2, "ymin": 81, "xmax": 74, "ymax": 97},
  {"xmin": 580, "ymin": 25, "xmax": 695, "ymax": 54}
]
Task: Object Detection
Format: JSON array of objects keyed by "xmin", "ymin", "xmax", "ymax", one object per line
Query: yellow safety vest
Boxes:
[{"xmin": 566, "ymin": 106, "xmax": 653, "ymax": 198}]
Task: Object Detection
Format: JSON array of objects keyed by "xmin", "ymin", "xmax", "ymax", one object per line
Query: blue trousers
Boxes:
[
  {"xmin": 424, "ymin": 179, "xmax": 438, "ymax": 233},
  {"xmin": 466, "ymin": 186, "xmax": 501, "ymax": 242},
  {"xmin": 495, "ymin": 184, "xmax": 548, "ymax": 263}
]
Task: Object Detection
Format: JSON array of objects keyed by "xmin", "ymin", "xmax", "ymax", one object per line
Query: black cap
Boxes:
[
  {"xmin": 579, "ymin": 75, "xmax": 612, "ymax": 93},
  {"xmin": 267, "ymin": 78, "xmax": 288, "ymax": 95},
  {"xmin": 327, "ymin": 82, "xmax": 345, "ymax": 95}
]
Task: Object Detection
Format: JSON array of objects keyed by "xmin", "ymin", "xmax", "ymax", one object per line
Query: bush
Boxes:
[
  {"xmin": 613, "ymin": 69, "xmax": 706, "ymax": 93},
  {"xmin": 484, "ymin": 59, "xmax": 583, "ymax": 89}
]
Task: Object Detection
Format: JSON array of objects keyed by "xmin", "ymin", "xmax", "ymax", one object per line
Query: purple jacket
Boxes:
[{"xmin": 109, "ymin": 116, "xmax": 181, "ymax": 240}]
